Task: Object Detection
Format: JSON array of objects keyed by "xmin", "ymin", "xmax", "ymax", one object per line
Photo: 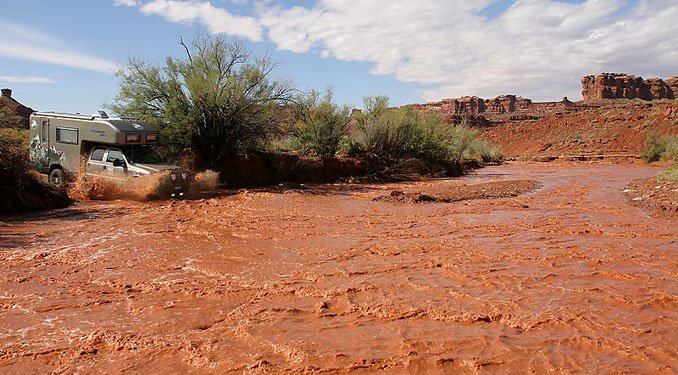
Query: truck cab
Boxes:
[{"xmin": 85, "ymin": 145, "xmax": 190, "ymax": 194}]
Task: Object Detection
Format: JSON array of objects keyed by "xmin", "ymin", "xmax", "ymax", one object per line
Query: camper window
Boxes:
[
  {"xmin": 41, "ymin": 120, "xmax": 48, "ymax": 140},
  {"xmin": 56, "ymin": 127, "xmax": 78, "ymax": 145}
]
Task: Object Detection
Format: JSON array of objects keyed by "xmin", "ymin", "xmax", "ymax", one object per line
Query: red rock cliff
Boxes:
[
  {"xmin": 581, "ymin": 73, "xmax": 677, "ymax": 102},
  {"xmin": 408, "ymin": 95, "xmax": 576, "ymax": 126}
]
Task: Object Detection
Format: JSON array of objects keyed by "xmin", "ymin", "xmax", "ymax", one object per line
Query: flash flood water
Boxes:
[{"xmin": 0, "ymin": 161, "xmax": 676, "ymax": 373}]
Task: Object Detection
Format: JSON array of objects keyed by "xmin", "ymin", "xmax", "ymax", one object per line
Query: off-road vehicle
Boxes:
[{"xmin": 29, "ymin": 111, "xmax": 190, "ymax": 197}]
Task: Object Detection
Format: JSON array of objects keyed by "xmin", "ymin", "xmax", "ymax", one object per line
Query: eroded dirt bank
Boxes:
[{"xmin": 0, "ymin": 162, "xmax": 676, "ymax": 373}]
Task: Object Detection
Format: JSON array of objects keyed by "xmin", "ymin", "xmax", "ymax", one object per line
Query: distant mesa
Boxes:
[
  {"xmin": 581, "ymin": 73, "xmax": 678, "ymax": 102},
  {"xmin": 408, "ymin": 72, "xmax": 677, "ymax": 125},
  {"xmin": 409, "ymin": 94, "xmax": 577, "ymax": 126}
]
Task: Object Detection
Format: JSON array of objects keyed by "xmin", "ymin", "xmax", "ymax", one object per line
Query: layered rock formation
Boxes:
[
  {"xmin": 409, "ymin": 95, "xmax": 577, "ymax": 126},
  {"xmin": 581, "ymin": 73, "xmax": 678, "ymax": 102},
  {"xmin": 402, "ymin": 73, "xmax": 677, "ymax": 127}
]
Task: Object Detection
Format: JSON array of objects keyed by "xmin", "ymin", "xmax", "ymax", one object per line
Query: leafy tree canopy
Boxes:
[{"xmin": 111, "ymin": 34, "xmax": 294, "ymax": 168}]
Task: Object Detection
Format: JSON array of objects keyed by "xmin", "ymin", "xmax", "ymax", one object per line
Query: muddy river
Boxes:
[{"xmin": 0, "ymin": 161, "xmax": 676, "ymax": 373}]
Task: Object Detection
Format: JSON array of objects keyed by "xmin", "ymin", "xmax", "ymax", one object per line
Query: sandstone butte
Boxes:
[
  {"xmin": 582, "ymin": 73, "xmax": 678, "ymax": 102},
  {"xmin": 407, "ymin": 73, "xmax": 678, "ymax": 125}
]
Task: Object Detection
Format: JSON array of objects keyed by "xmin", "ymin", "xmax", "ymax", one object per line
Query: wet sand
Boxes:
[{"xmin": 0, "ymin": 161, "xmax": 676, "ymax": 373}]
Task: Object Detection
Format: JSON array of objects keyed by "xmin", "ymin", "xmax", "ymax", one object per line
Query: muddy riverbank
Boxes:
[{"xmin": 0, "ymin": 161, "xmax": 676, "ymax": 373}]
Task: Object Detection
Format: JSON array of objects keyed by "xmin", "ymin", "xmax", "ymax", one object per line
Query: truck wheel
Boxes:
[{"xmin": 49, "ymin": 168, "xmax": 65, "ymax": 189}]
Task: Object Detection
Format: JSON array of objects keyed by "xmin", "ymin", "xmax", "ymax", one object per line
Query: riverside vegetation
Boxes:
[
  {"xmin": 640, "ymin": 132, "xmax": 678, "ymax": 181},
  {"xmin": 2, "ymin": 33, "xmax": 500, "ymax": 212},
  {"xmin": 111, "ymin": 34, "xmax": 501, "ymax": 174},
  {"xmin": 0, "ymin": 101, "xmax": 71, "ymax": 213}
]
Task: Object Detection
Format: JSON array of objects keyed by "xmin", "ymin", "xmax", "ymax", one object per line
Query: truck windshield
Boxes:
[{"xmin": 120, "ymin": 146, "xmax": 165, "ymax": 164}]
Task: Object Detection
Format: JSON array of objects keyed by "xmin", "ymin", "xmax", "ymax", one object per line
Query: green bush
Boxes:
[
  {"xmin": 658, "ymin": 164, "xmax": 678, "ymax": 182},
  {"xmin": 291, "ymin": 88, "xmax": 351, "ymax": 159},
  {"xmin": 468, "ymin": 139, "xmax": 504, "ymax": 164},
  {"xmin": 269, "ymin": 136, "xmax": 303, "ymax": 153},
  {"xmin": 640, "ymin": 132, "xmax": 678, "ymax": 163},
  {"xmin": 664, "ymin": 136, "xmax": 678, "ymax": 161},
  {"xmin": 402, "ymin": 109, "xmax": 451, "ymax": 162},
  {"xmin": 0, "ymin": 129, "xmax": 30, "ymax": 189},
  {"xmin": 352, "ymin": 96, "xmax": 412, "ymax": 157},
  {"xmin": 0, "ymin": 129, "xmax": 72, "ymax": 213},
  {"xmin": 349, "ymin": 97, "xmax": 501, "ymax": 165}
]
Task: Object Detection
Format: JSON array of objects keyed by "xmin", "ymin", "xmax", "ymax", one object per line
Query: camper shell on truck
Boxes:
[{"xmin": 29, "ymin": 111, "xmax": 190, "ymax": 197}]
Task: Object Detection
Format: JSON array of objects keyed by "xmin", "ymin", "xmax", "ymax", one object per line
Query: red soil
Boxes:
[
  {"xmin": 480, "ymin": 101, "xmax": 678, "ymax": 158},
  {"xmin": 625, "ymin": 173, "xmax": 678, "ymax": 218}
]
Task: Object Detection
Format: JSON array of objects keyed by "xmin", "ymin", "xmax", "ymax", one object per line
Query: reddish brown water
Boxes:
[{"xmin": 0, "ymin": 161, "xmax": 676, "ymax": 373}]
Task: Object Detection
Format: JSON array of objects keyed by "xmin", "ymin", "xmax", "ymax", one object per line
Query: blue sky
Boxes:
[{"xmin": 0, "ymin": 0, "xmax": 675, "ymax": 114}]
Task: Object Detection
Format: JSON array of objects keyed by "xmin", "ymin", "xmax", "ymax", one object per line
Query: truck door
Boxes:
[
  {"xmin": 86, "ymin": 146, "xmax": 108, "ymax": 175},
  {"xmin": 104, "ymin": 148, "xmax": 128, "ymax": 179}
]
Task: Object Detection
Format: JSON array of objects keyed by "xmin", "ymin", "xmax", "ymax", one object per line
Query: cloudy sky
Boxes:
[{"xmin": 1, "ymin": 0, "xmax": 676, "ymax": 113}]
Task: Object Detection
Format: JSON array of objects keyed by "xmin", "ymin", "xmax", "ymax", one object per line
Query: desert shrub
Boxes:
[
  {"xmin": 659, "ymin": 137, "xmax": 678, "ymax": 182},
  {"xmin": 640, "ymin": 133, "xmax": 678, "ymax": 182},
  {"xmin": 0, "ymin": 129, "xmax": 30, "ymax": 189},
  {"xmin": 404, "ymin": 117, "xmax": 481, "ymax": 163},
  {"xmin": 402, "ymin": 110, "xmax": 450, "ymax": 162},
  {"xmin": 349, "ymin": 96, "xmax": 500, "ymax": 165},
  {"xmin": 446, "ymin": 125, "xmax": 480, "ymax": 163},
  {"xmin": 468, "ymin": 139, "xmax": 504, "ymax": 164},
  {"xmin": 663, "ymin": 136, "xmax": 678, "ymax": 161},
  {"xmin": 352, "ymin": 96, "xmax": 412, "ymax": 157},
  {"xmin": 0, "ymin": 100, "xmax": 25, "ymax": 129},
  {"xmin": 658, "ymin": 165, "xmax": 678, "ymax": 182},
  {"xmin": 269, "ymin": 136, "xmax": 303, "ymax": 153},
  {"xmin": 640, "ymin": 132, "xmax": 678, "ymax": 162},
  {"xmin": 0, "ymin": 129, "xmax": 71, "ymax": 213},
  {"xmin": 291, "ymin": 88, "xmax": 351, "ymax": 159},
  {"xmin": 111, "ymin": 34, "xmax": 294, "ymax": 169}
]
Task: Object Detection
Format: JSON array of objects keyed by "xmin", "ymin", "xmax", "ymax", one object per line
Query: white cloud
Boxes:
[
  {"xmin": 0, "ymin": 76, "xmax": 56, "ymax": 84},
  {"xmin": 118, "ymin": 0, "xmax": 678, "ymax": 102},
  {"xmin": 113, "ymin": 0, "xmax": 138, "ymax": 6},
  {"xmin": 257, "ymin": 0, "xmax": 678, "ymax": 101},
  {"xmin": 0, "ymin": 21, "xmax": 117, "ymax": 73},
  {"xmin": 138, "ymin": 0, "xmax": 263, "ymax": 41}
]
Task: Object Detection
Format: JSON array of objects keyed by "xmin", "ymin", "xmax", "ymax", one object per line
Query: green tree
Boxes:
[
  {"xmin": 292, "ymin": 88, "xmax": 351, "ymax": 159},
  {"xmin": 111, "ymin": 34, "xmax": 294, "ymax": 168}
]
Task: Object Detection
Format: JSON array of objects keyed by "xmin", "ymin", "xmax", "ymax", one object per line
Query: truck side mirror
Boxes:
[{"xmin": 112, "ymin": 159, "xmax": 126, "ymax": 167}]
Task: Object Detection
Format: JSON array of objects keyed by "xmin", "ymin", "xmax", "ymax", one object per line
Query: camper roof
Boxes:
[
  {"xmin": 34, "ymin": 110, "xmax": 138, "ymax": 121},
  {"xmin": 33, "ymin": 111, "xmax": 157, "ymax": 132}
]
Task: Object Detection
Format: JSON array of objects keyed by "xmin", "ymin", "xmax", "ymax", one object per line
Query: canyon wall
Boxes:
[{"xmin": 581, "ymin": 73, "xmax": 678, "ymax": 102}]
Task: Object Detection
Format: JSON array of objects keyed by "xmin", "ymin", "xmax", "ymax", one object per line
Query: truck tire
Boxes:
[{"xmin": 49, "ymin": 168, "xmax": 65, "ymax": 189}]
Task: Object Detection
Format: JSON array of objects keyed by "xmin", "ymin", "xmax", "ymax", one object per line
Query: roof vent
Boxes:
[{"xmin": 97, "ymin": 110, "xmax": 109, "ymax": 119}]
